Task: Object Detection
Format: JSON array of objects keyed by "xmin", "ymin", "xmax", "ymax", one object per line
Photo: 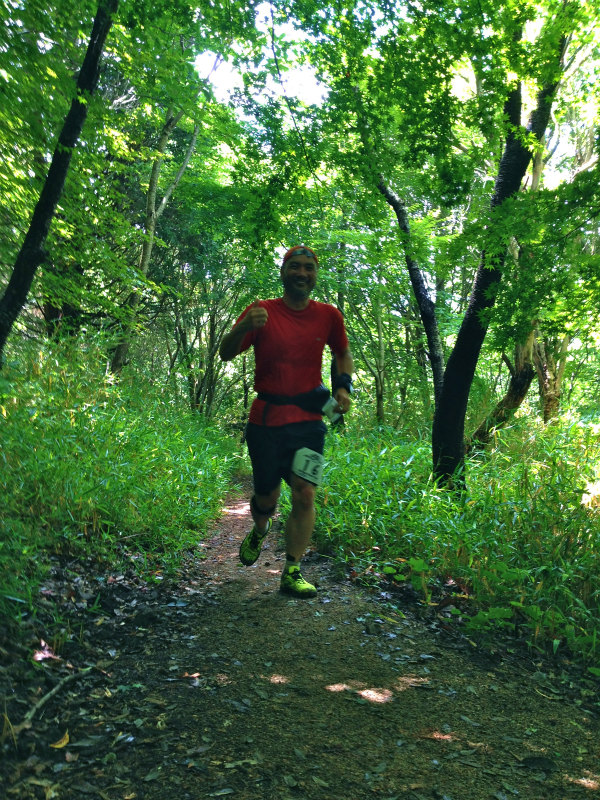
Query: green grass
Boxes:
[
  {"xmin": 315, "ymin": 416, "xmax": 600, "ymax": 662},
  {"xmin": 3, "ymin": 342, "xmax": 600, "ymax": 666},
  {"xmin": 0, "ymin": 342, "xmax": 239, "ymax": 622}
]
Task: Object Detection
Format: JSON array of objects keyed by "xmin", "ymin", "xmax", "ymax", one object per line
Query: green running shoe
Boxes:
[
  {"xmin": 280, "ymin": 565, "xmax": 317, "ymax": 598},
  {"xmin": 239, "ymin": 519, "xmax": 272, "ymax": 566}
]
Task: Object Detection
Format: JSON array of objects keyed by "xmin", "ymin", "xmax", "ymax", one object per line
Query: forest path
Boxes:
[{"xmin": 1, "ymin": 486, "xmax": 599, "ymax": 800}]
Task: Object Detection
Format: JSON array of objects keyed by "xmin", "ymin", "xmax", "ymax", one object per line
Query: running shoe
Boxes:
[
  {"xmin": 280, "ymin": 565, "xmax": 317, "ymax": 598},
  {"xmin": 239, "ymin": 519, "xmax": 272, "ymax": 566}
]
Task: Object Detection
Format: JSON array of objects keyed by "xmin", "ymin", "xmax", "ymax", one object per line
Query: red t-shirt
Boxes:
[{"xmin": 236, "ymin": 298, "xmax": 349, "ymax": 426}]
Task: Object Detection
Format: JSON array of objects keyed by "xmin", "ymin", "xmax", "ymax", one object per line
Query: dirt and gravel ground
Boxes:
[{"xmin": 2, "ymin": 486, "xmax": 600, "ymax": 799}]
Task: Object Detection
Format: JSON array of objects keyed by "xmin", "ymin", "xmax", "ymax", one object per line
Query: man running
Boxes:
[{"xmin": 219, "ymin": 245, "xmax": 354, "ymax": 598}]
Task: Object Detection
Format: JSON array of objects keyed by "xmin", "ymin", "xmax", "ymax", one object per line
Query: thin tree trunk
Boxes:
[
  {"xmin": 377, "ymin": 177, "xmax": 445, "ymax": 406},
  {"xmin": 344, "ymin": 294, "xmax": 386, "ymax": 423},
  {"xmin": 467, "ymin": 331, "xmax": 536, "ymax": 451},
  {"xmin": 375, "ymin": 312, "xmax": 386, "ymax": 423},
  {"xmin": 0, "ymin": 0, "xmax": 119, "ymax": 366},
  {"xmin": 533, "ymin": 333, "xmax": 570, "ymax": 422},
  {"xmin": 110, "ymin": 118, "xmax": 200, "ymax": 373},
  {"xmin": 199, "ymin": 312, "xmax": 219, "ymax": 416},
  {"xmin": 329, "ymin": 240, "xmax": 348, "ymax": 428}
]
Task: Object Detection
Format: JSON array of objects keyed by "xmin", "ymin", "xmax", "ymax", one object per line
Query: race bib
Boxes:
[{"xmin": 292, "ymin": 447, "xmax": 325, "ymax": 486}]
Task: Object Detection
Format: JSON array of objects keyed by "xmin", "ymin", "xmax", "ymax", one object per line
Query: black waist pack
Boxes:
[{"xmin": 257, "ymin": 383, "xmax": 330, "ymax": 414}]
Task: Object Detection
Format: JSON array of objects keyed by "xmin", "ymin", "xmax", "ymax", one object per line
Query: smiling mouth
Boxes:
[{"xmin": 285, "ymin": 276, "xmax": 311, "ymax": 297}]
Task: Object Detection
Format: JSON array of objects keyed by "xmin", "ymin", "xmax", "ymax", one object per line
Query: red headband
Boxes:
[{"xmin": 282, "ymin": 246, "xmax": 319, "ymax": 266}]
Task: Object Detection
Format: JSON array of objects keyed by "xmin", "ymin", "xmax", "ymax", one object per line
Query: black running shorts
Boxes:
[{"xmin": 245, "ymin": 420, "xmax": 327, "ymax": 495}]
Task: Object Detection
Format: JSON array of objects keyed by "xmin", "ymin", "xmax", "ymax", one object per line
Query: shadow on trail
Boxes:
[{"xmin": 2, "ymin": 499, "xmax": 599, "ymax": 800}]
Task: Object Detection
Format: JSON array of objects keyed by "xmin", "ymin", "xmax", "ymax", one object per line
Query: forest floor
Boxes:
[{"xmin": 1, "ymin": 482, "xmax": 600, "ymax": 800}]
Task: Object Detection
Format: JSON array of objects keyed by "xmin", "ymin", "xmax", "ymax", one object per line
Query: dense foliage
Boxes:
[
  {"xmin": 316, "ymin": 419, "xmax": 600, "ymax": 662},
  {"xmin": 1, "ymin": 0, "xmax": 600, "ymax": 663},
  {"xmin": 0, "ymin": 340, "xmax": 238, "ymax": 622}
]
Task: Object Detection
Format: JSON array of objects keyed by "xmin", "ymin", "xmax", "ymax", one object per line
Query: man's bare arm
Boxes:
[
  {"xmin": 335, "ymin": 347, "xmax": 354, "ymax": 379},
  {"xmin": 219, "ymin": 301, "xmax": 268, "ymax": 361}
]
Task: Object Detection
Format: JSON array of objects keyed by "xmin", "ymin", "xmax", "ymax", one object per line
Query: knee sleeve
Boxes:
[{"xmin": 251, "ymin": 495, "xmax": 277, "ymax": 518}]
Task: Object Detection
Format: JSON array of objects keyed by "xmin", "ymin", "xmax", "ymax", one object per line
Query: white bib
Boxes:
[{"xmin": 292, "ymin": 447, "xmax": 325, "ymax": 486}]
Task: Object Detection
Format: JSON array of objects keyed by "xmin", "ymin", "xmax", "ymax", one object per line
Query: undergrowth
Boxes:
[
  {"xmin": 315, "ymin": 417, "xmax": 600, "ymax": 666},
  {"xmin": 3, "ymin": 342, "xmax": 600, "ymax": 669},
  {"xmin": 0, "ymin": 343, "xmax": 237, "ymax": 624}
]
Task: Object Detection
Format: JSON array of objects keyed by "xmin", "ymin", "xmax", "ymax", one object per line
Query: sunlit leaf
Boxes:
[{"xmin": 50, "ymin": 731, "xmax": 70, "ymax": 749}]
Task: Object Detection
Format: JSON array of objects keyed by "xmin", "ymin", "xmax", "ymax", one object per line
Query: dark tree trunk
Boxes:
[
  {"xmin": 432, "ymin": 44, "xmax": 565, "ymax": 483},
  {"xmin": 467, "ymin": 332, "xmax": 535, "ymax": 451},
  {"xmin": 377, "ymin": 177, "xmax": 445, "ymax": 406},
  {"xmin": 374, "ymin": 372, "xmax": 385, "ymax": 422},
  {"xmin": 330, "ymin": 355, "xmax": 346, "ymax": 430},
  {"xmin": 0, "ymin": 0, "xmax": 119, "ymax": 365}
]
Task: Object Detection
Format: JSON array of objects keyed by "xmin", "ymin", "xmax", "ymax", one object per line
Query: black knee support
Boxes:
[{"xmin": 251, "ymin": 495, "xmax": 277, "ymax": 518}]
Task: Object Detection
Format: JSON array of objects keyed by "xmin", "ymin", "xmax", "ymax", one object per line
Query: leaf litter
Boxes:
[{"xmin": 1, "ymin": 486, "xmax": 599, "ymax": 799}]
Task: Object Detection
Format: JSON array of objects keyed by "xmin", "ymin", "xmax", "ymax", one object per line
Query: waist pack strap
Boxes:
[
  {"xmin": 257, "ymin": 392, "xmax": 292, "ymax": 405},
  {"xmin": 257, "ymin": 384, "xmax": 330, "ymax": 414}
]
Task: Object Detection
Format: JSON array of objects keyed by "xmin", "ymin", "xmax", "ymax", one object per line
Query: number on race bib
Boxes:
[{"xmin": 291, "ymin": 447, "xmax": 325, "ymax": 486}]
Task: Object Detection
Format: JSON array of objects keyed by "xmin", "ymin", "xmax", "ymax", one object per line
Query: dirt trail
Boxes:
[{"xmin": 1, "ymin": 489, "xmax": 599, "ymax": 800}]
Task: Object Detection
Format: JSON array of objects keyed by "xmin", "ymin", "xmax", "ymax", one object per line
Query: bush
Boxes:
[
  {"xmin": 0, "ymin": 341, "xmax": 238, "ymax": 621},
  {"xmin": 315, "ymin": 416, "xmax": 600, "ymax": 661}
]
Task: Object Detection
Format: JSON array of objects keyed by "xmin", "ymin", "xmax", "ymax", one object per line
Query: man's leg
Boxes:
[
  {"xmin": 240, "ymin": 423, "xmax": 280, "ymax": 567},
  {"xmin": 280, "ymin": 473, "xmax": 318, "ymax": 598},
  {"xmin": 239, "ymin": 486, "xmax": 280, "ymax": 567},
  {"xmin": 284, "ymin": 474, "xmax": 316, "ymax": 560},
  {"xmin": 252, "ymin": 486, "xmax": 281, "ymax": 535}
]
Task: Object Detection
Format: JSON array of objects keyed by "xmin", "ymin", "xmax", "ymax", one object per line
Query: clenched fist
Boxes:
[
  {"xmin": 241, "ymin": 300, "xmax": 268, "ymax": 331},
  {"xmin": 219, "ymin": 300, "xmax": 268, "ymax": 361}
]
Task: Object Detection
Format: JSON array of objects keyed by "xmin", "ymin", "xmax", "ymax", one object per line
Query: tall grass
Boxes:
[
  {"xmin": 315, "ymin": 416, "xmax": 600, "ymax": 662},
  {"xmin": 0, "ymin": 341, "xmax": 238, "ymax": 622},
  {"xmin": 3, "ymin": 341, "xmax": 600, "ymax": 664}
]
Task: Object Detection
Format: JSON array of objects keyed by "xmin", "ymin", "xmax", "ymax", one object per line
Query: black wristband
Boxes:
[{"xmin": 332, "ymin": 372, "xmax": 353, "ymax": 394}]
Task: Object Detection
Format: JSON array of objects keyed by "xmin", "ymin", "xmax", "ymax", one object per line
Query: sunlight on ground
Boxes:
[
  {"xmin": 33, "ymin": 640, "xmax": 60, "ymax": 662},
  {"xmin": 566, "ymin": 773, "xmax": 600, "ymax": 790},
  {"xmin": 324, "ymin": 676, "xmax": 429, "ymax": 703},
  {"xmin": 428, "ymin": 731, "xmax": 455, "ymax": 742},
  {"xmin": 325, "ymin": 682, "xmax": 392, "ymax": 703},
  {"xmin": 222, "ymin": 501, "xmax": 250, "ymax": 518},
  {"xmin": 325, "ymin": 681, "xmax": 367, "ymax": 693},
  {"xmin": 357, "ymin": 688, "xmax": 393, "ymax": 703},
  {"xmin": 268, "ymin": 674, "xmax": 289, "ymax": 684}
]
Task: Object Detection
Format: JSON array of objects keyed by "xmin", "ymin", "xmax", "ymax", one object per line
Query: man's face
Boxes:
[{"xmin": 281, "ymin": 255, "xmax": 318, "ymax": 301}]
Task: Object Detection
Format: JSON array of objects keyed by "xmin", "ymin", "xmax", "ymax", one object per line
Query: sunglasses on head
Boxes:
[{"xmin": 283, "ymin": 246, "xmax": 318, "ymax": 264}]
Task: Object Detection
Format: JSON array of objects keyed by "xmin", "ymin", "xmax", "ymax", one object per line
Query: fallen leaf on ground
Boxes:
[{"xmin": 49, "ymin": 731, "xmax": 69, "ymax": 749}]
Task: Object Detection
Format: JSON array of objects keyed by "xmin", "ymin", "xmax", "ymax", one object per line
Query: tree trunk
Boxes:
[
  {"xmin": 432, "ymin": 38, "xmax": 565, "ymax": 483},
  {"xmin": 200, "ymin": 313, "xmax": 219, "ymax": 416},
  {"xmin": 405, "ymin": 310, "xmax": 432, "ymax": 413},
  {"xmin": 533, "ymin": 333, "xmax": 570, "ymax": 422},
  {"xmin": 467, "ymin": 331, "xmax": 536, "ymax": 451},
  {"xmin": 0, "ymin": 0, "xmax": 119, "ymax": 365},
  {"xmin": 344, "ymin": 292, "xmax": 386, "ymax": 424},
  {"xmin": 377, "ymin": 177, "xmax": 445, "ymax": 406},
  {"xmin": 110, "ymin": 119, "xmax": 200, "ymax": 373},
  {"xmin": 374, "ymin": 311, "xmax": 386, "ymax": 423}
]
